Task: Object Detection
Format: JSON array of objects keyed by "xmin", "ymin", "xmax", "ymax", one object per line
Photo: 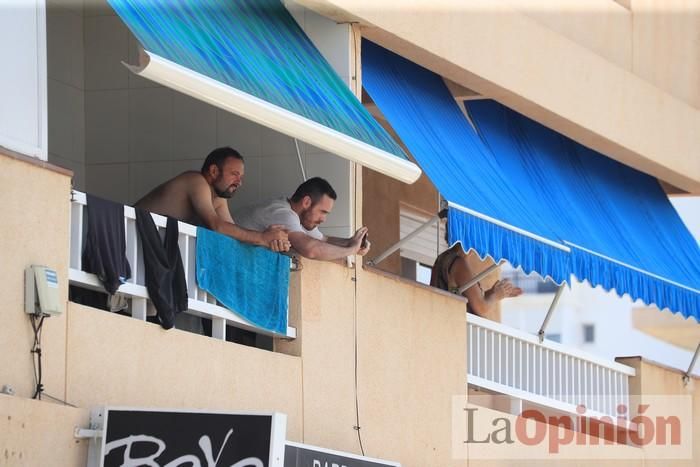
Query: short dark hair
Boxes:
[
  {"xmin": 290, "ymin": 177, "xmax": 337, "ymax": 204},
  {"xmin": 201, "ymin": 147, "xmax": 244, "ymax": 174}
]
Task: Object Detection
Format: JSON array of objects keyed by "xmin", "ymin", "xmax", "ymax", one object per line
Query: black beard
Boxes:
[{"xmin": 215, "ymin": 189, "xmax": 234, "ymax": 199}]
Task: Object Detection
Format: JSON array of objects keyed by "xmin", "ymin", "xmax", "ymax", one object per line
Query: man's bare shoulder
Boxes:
[
  {"xmin": 135, "ymin": 171, "xmax": 209, "ymax": 222},
  {"xmin": 170, "ymin": 170, "xmax": 207, "ymax": 187}
]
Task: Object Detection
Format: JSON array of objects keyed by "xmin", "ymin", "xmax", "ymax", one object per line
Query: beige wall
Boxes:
[
  {"xmin": 2, "ymin": 152, "xmax": 699, "ymax": 465},
  {"xmin": 506, "ymin": 0, "xmax": 632, "ymax": 71},
  {"xmin": 294, "ymin": 260, "xmax": 469, "ymax": 466},
  {"xmin": 300, "ymin": 0, "xmax": 700, "ymax": 193},
  {"xmin": 632, "ymin": 0, "xmax": 700, "ymax": 111},
  {"xmin": 0, "ymin": 395, "xmax": 90, "ymax": 466},
  {"xmin": 0, "ymin": 150, "xmax": 469, "ymax": 466},
  {"xmin": 0, "ymin": 150, "xmax": 72, "ymax": 401},
  {"xmin": 617, "ymin": 357, "xmax": 700, "ymax": 466},
  {"xmin": 64, "ymin": 303, "xmax": 304, "ymax": 439}
]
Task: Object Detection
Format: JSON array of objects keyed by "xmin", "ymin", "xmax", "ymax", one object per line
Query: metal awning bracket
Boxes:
[
  {"xmin": 367, "ymin": 209, "xmax": 447, "ymax": 267},
  {"xmin": 537, "ymin": 283, "xmax": 566, "ymax": 343},
  {"xmin": 294, "ymin": 138, "xmax": 307, "ymax": 182},
  {"xmin": 74, "ymin": 427, "xmax": 103, "ymax": 440},
  {"xmin": 682, "ymin": 341, "xmax": 700, "ymax": 386},
  {"xmin": 456, "ymin": 261, "xmax": 504, "ymax": 295}
]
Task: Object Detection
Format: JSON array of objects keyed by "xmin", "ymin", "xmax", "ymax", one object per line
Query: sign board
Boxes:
[
  {"xmin": 87, "ymin": 407, "xmax": 286, "ymax": 467},
  {"xmin": 284, "ymin": 442, "xmax": 401, "ymax": 467}
]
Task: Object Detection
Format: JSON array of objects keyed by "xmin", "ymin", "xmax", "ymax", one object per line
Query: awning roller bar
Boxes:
[{"xmin": 124, "ymin": 51, "xmax": 421, "ymax": 184}]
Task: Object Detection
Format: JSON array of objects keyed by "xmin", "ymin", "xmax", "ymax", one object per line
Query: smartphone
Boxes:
[{"xmin": 361, "ymin": 233, "xmax": 369, "ymax": 248}]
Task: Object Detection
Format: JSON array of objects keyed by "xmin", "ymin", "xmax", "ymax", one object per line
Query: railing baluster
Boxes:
[
  {"xmin": 476, "ymin": 326, "xmax": 481, "ymax": 378},
  {"xmin": 539, "ymin": 346, "xmax": 543, "ymax": 396},
  {"xmin": 622, "ymin": 373, "xmax": 629, "ymax": 418},
  {"xmin": 490, "ymin": 330, "xmax": 495, "ymax": 381},
  {"xmin": 125, "ymin": 217, "xmax": 137, "ymax": 283},
  {"xmin": 588, "ymin": 362, "xmax": 593, "ymax": 410},
  {"xmin": 178, "ymin": 232, "xmax": 188, "ymax": 280},
  {"xmin": 517, "ymin": 340, "xmax": 522, "ymax": 390},
  {"xmin": 497, "ymin": 333, "xmax": 503, "ymax": 385},
  {"xmin": 613, "ymin": 373, "xmax": 622, "ymax": 411},
  {"xmin": 188, "ymin": 234, "xmax": 197, "ymax": 297},
  {"xmin": 69, "ymin": 201, "xmax": 84, "ymax": 269},
  {"xmin": 577, "ymin": 358, "xmax": 582, "ymax": 409},
  {"xmin": 132, "ymin": 297, "xmax": 147, "ymax": 321},
  {"xmin": 511, "ymin": 337, "xmax": 516, "ymax": 388},
  {"xmin": 467, "ymin": 323, "xmax": 472, "ymax": 377},
  {"xmin": 211, "ymin": 317, "xmax": 226, "ymax": 340}
]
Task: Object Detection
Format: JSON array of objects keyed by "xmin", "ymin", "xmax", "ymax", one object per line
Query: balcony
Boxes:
[
  {"xmin": 68, "ymin": 187, "xmax": 635, "ymax": 424},
  {"xmin": 69, "ymin": 191, "xmax": 296, "ymax": 341},
  {"xmin": 468, "ymin": 313, "xmax": 635, "ymax": 421}
]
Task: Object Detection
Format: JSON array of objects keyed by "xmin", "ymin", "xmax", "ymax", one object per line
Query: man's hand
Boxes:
[
  {"xmin": 489, "ymin": 279, "xmax": 523, "ymax": 300},
  {"xmin": 350, "ymin": 226, "xmax": 370, "ymax": 256},
  {"xmin": 262, "ymin": 225, "xmax": 290, "ymax": 252}
]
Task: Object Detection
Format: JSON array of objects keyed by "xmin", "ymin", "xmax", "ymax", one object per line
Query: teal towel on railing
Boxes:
[{"xmin": 196, "ymin": 227, "xmax": 290, "ymax": 334}]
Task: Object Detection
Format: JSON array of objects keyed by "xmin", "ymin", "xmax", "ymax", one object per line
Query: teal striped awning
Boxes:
[{"xmin": 108, "ymin": 0, "xmax": 420, "ymax": 183}]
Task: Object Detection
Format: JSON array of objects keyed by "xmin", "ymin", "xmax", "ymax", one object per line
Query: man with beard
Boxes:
[
  {"xmin": 135, "ymin": 147, "xmax": 290, "ymax": 252},
  {"xmin": 235, "ymin": 177, "xmax": 370, "ymax": 261}
]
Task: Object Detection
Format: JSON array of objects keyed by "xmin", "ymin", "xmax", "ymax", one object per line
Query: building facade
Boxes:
[{"xmin": 1, "ymin": 1, "xmax": 699, "ymax": 466}]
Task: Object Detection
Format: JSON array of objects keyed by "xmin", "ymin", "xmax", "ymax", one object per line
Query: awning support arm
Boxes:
[
  {"xmin": 367, "ymin": 209, "xmax": 447, "ymax": 267},
  {"xmin": 537, "ymin": 284, "xmax": 566, "ymax": 343},
  {"xmin": 682, "ymin": 341, "xmax": 700, "ymax": 386},
  {"xmin": 456, "ymin": 262, "xmax": 503, "ymax": 295},
  {"xmin": 294, "ymin": 138, "xmax": 307, "ymax": 182}
]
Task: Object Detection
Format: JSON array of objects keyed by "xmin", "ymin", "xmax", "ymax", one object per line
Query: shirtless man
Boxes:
[{"xmin": 135, "ymin": 147, "xmax": 290, "ymax": 252}]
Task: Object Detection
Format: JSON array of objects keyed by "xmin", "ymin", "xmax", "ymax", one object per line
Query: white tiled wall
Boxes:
[
  {"xmin": 47, "ymin": 1, "xmax": 86, "ymax": 188},
  {"xmin": 48, "ymin": 0, "xmax": 355, "ymax": 237}
]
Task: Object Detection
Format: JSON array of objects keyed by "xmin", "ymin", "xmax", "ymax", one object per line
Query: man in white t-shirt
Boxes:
[{"xmin": 236, "ymin": 177, "xmax": 370, "ymax": 261}]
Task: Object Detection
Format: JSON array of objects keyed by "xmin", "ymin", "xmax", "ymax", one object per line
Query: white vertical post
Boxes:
[
  {"xmin": 525, "ymin": 343, "xmax": 529, "ymax": 392},
  {"xmin": 497, "ymin": 333, "xmax": 502, "ymax": 384},
  {"xmin": 69, "ymin": 201, "xmax": 84, "ymax": 270},
  {"xmin": 211, "ymin": 318, "xmax": 226, "ymax": 340},
  {"xmin": 510, "ymin": 398, "xmax": 522, "ymax": 416},
  {"xmin": 125, "ymin": 218, "xmax": 137, "ymax": 283},
  {"xmin": 511, "ymin": 337, "xmax": 516, "ymax": 388},
  {"xmin": 475, "ymin": 326, "xmax": 481, "ymax": 377},
  {"xmin": 188, "ymin": 235, "xmax": 197, "ymax": 297},
  {"xmin": 490, "ymin": 331, "xmax": 495, "ymax": 382},
  {"xmin": 539, "ymin": 347, "xmax": 543, "ymax": 396},
  {"xmin": 132, "ymin": 297, "xmax": 147, "ymax": 321},
  {"xmin": 564, "ymin": 355, "xmax": 569, "ymax": 404},
  {"xmin": 577, "ymin": 359, "xmax": 582, "ymax": 409},
  {"xmin": 468, "ymin": 323, "xmax": 473, "ymax": 376}
]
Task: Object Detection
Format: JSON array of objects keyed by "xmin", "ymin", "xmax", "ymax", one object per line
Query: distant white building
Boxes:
[{"xmin": 500, "ymin": 197, "xmax": 700, "ymax": 377}]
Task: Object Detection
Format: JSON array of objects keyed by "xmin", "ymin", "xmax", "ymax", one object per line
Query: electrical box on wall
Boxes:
[{"xmin": 25, "ymin": 265, "xmax": 62, "ymax": 316}]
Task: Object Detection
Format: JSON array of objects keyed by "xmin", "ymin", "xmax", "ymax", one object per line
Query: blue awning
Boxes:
[
  {"xmin": 107, "ymin": 0, "xmax": 420, "ymax": 184},
  {"xmin": 362, "ymin": 40, "xmax": 700, "ymax": 320}
]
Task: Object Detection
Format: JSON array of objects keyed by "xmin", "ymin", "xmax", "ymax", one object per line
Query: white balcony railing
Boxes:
[
  {"xmin": 69, "ymin": 191, "xmax": 296, "ymax": 340},
  {"xmin": 468, "ymin": 313, "xmax": 634, "ymax": 420}
]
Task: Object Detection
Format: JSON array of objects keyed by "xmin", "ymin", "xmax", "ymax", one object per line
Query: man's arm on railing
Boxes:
[
  {"xmin": 289, "ymin": 228, "xmax": 368, "ymax": 260},
  {"xmin": 189, "ymin": 178, "xmax": 289, "ymax": 251}
]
